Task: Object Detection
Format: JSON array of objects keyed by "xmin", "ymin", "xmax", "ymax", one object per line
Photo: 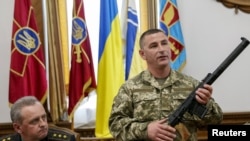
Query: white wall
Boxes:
[
  {"xmin": 178, "ymin": 0, "xmax": 250, "ymax": 112},
  {"xmin": 1, "ymin": 0, "xmax": 250, "ymax": 123},
  {"xmin": 0, "ymin": 0, "xmax": 14, "ymax": 122}
]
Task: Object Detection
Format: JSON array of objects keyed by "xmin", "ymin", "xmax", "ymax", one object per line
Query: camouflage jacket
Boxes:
[
  {"xmin": 0, "ymin": 128, "xmax": 76, "ymax": 141},
  {"xmin": 109, "ymin": 70, "xmax": 223, "ymax": 141}
]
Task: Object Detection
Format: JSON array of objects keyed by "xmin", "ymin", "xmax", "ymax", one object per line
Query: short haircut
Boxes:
[
  {"xmin": 10, "ymin": 96, "xmax": 40, "ymax": 123},
  {"xmin": 139, "ymin": 28, "xmax": 167, "ymax": 48}
]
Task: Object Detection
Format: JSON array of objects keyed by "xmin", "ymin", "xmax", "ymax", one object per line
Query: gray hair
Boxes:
[{"xmin": 10, "ymin": 96, "xmax": 40, "ymax": 123}]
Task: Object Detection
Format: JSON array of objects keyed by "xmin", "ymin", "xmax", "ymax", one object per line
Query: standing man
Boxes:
[{"xmin": 109, "ymin": 29, "xmax": 223, "ymax": 141}]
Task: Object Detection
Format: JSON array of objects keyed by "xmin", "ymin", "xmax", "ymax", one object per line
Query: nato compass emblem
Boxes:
[
  {"xmin": 72, "ymin": 17, "xmax": 87, "ymax": 45},
  {"xmin": 14, "ymin": 27, "xmax": 40, "ymax": 55}
]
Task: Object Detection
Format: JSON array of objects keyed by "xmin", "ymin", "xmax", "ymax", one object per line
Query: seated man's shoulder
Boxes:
[
  {"xmin": 0, "ymin": 133, "xmax": 20, "ymax": 141},
  {"xmin": 47, "ymin": 128, "xmax": 76, "ymax": 141}
]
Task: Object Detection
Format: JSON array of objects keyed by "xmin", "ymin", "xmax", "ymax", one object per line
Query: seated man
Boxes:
[{"xmin": 0, "ymin": 96, "xmax": 76, "ymax": 141}]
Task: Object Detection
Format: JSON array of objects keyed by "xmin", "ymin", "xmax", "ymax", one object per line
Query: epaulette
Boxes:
[
  {"xmin": 47, "ymin": 128, "xmax": 75, "ymax": 141},
  {"xmin": 0, "ymin": 133, "xmax": 20, "ymax": 141}
]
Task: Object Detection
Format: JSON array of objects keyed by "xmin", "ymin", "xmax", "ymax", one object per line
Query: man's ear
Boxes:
[
  {"xmin": 13, "ymin": 122, "xmax": 22, "ymax": 134},
  {"xmin": 139, "ymin": 49, "xmax": 146, "ymax": 60}
]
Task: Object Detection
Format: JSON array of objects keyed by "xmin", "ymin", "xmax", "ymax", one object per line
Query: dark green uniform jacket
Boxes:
[{"xmin": 0, "ymin": 128, "xmax": 76, "ymax": 141}]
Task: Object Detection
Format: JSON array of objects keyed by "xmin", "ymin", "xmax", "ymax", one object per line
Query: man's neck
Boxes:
[{"xmin": 148, "ymin": 66, "xmax": 171, "ymax": 78}]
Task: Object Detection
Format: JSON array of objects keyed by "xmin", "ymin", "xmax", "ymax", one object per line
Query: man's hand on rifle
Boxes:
[
  {"xmin": 195, "ymin": 84, "xmax": 212, "ymax": 105},
  {"xmin": 147, "ymin": 119, "xmax": 176, "ymax": 141}
]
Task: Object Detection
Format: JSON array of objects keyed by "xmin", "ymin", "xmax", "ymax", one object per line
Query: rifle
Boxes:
[{"xmin": 168, "ymin": 37, "xmax": 250, "ymax": 127}]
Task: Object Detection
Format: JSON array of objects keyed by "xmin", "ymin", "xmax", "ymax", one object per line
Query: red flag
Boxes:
[
  {"xmin": 68, "ymin": 0, "xmax": 97, "ymax": 119},
  {"xmin": 9, "ymin": 0, "xmax": 48, "ymax": 104}
]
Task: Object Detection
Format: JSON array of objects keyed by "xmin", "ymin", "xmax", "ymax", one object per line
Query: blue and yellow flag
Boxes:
[
  {"xmin": 124, "ymin": 0, "xmax": 146, "ymax": 80},
  {"xmin": 96, "ymin": 0, "xmax": 125, "ymax": 137},
  {"xmin": 159, "ymin": 0, "xmax": 186, "ymax": 71}
]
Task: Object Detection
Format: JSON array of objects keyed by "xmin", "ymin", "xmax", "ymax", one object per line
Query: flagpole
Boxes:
[{"xmin": 42, "ymin": 0, "xmax": 50, "ymax": 108}]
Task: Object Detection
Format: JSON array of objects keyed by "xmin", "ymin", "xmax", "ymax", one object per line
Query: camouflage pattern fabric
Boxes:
[{"xmin": 109, "ymin": 70, "xmax": 223, "ymax": 141}]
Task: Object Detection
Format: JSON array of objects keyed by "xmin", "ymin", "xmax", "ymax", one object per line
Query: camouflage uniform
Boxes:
[
  {"xmin": 109, "ymin": 70, "xmax": 223, "ymax": 141},
  {"xmin": 0, "ymin": 128, "xmax": 76, "ymax": 141}
]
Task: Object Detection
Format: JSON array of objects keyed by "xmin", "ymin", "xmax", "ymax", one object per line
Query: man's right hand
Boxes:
[{"xmin": 147, "ymin": 119, "xmax": 176, "ymax": 141}]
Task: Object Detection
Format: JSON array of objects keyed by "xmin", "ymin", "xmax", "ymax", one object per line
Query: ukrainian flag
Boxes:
[
  {"xmin": 95, "ymin": 0, "xmax": 125, "ymax": 138},
  {"xmin": 160, "ymin": 0, "xmax": 186, "ymax": 71}
]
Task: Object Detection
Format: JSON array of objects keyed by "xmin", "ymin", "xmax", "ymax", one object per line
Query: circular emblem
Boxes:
[
  {"xmin": 14, "ymin": 27, "xmax": 40, "ymax": 55},
  {"xmin": 72, "ymin": 17, "xmax": 87, "ymax": 45}
]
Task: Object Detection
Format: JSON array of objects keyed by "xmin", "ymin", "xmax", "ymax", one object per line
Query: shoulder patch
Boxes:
[
  {"xmin": 0, "ymin": 133, "xmax": 20, "ymax": 141},
  {"xmin": 47, "ymin": 128, "xmax": 74, "ymax": 141},
  {"xmin": 0, "ymin": 136, "xmax": 11, "ymax": 141}
]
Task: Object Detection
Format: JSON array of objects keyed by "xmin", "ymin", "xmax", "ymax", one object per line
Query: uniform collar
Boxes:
[{"xmin": 142, "ymin": 69, "xmax": 181, "ymax": 89}]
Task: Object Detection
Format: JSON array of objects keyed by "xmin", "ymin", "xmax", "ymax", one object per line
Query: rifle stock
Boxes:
[{"xmin": 168, "ymin": 37, "xmax": 250, "ymax": 127}]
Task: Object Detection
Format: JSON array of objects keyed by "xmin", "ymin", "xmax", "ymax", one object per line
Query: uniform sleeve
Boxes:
[
  {"xmin": 183, "ymin": 97, "xmax": 223, "ymax": 127},
  {"xmin": 202, "ymin": 98, "xmax": 223, "ymax": 125},
  {"xmin": 194, "ymin": 78, "xmax": 223, "ymax": 126},
  {"xmin": 182, "ymin": 76, "xmax": 223, "ymax": 127},
  {"xmin": 109, "ymin": 85, "xmax": 149, "ymax": 141}
]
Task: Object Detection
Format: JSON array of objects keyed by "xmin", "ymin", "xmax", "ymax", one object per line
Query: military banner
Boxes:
[{"xmin": 9, "ymin": 0, "xmax": 47, "ymax": 105}]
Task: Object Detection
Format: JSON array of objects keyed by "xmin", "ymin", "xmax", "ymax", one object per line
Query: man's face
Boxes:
[
  {"xmin": 139, "ymin": 32, "xmax": 171, "ymax": 69},
  {"xmin": 13, "ymin": 102, "xmax": 48, "ymax": 141}
]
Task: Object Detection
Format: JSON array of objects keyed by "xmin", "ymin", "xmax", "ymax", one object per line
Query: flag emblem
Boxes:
[
  {"xmin": 14, "ymin": 28, "xmax": 40, "ymax": 55},
  {"xmin": 72, "ymin": 17, "xmax": 87, "ymax": 45}
]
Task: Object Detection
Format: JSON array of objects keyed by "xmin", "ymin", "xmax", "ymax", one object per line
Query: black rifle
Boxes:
[{"xmin": 168, "ymin": 37, "xmax": 250, "ymax": 127}]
